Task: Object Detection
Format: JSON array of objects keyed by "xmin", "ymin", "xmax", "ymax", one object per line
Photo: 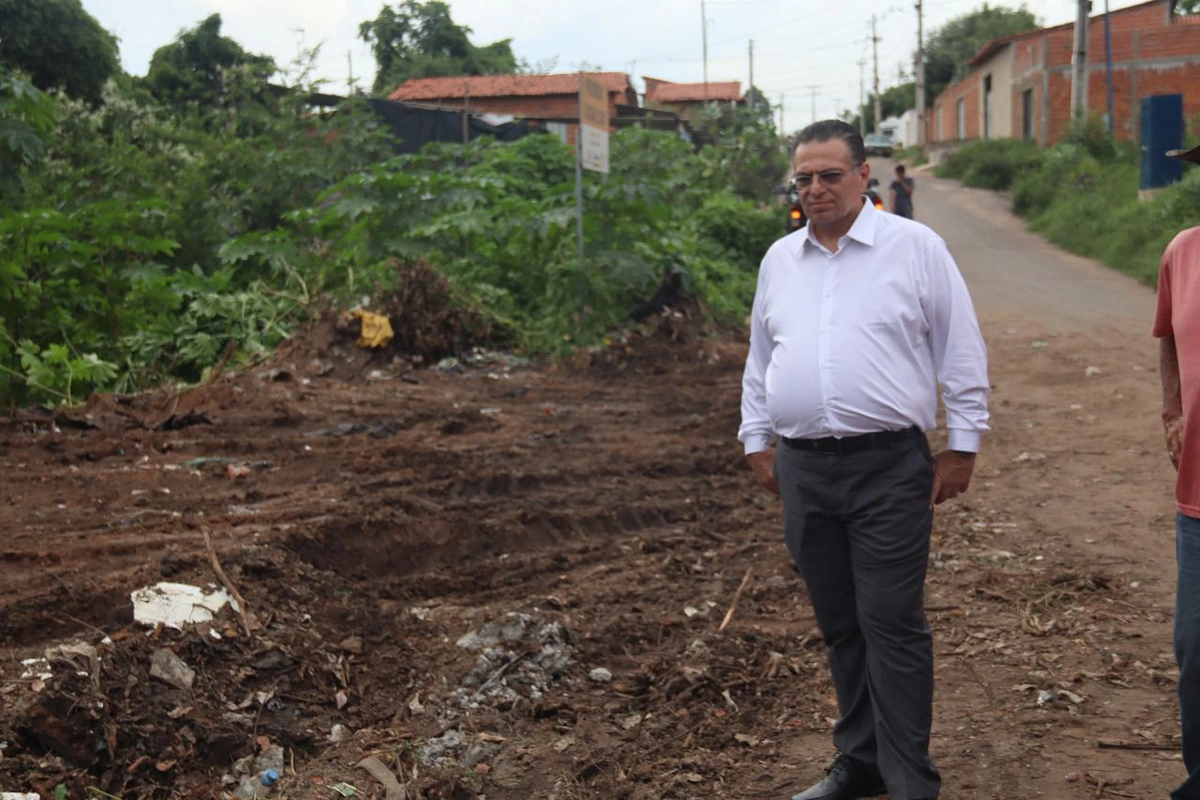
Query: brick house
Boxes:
[
  {"xmin": 642, "ymin": 77, "xmax": 744, "ymax": 119},
  {"xmin": 387, "ymin": 72, "xmax": 637, "ymax": 134},
  {"xmin": 927, "ymin": 0, "xmax": 1200, "ymax": 148}
]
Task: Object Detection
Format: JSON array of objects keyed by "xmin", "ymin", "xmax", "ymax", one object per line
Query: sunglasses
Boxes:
[{"xmin": 793, "ymin": 164, "xmax": 862, "ymax": 188}]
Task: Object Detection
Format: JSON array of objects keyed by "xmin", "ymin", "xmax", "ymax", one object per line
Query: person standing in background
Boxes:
[{"xmin": 890, "ymin": 164, "xmax": 915, "ymax": 219}]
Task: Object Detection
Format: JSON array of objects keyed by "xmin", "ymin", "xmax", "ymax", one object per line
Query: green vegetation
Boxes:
[
  {"xmin": 936, "ymin": 117, "xmax": 1200, "ymax": 286},
  {"xmin": 359, "ymin": 1, "xmax": 518, "ymax": 95},
  {"xmin": 923, "ymin": 5, "xmax": 1039, "ymax": 104},
  {"xmin": 0, "ymin": 0, "xmax": 121, "ymax": 104},
  {"xmin": 0, "ymin": 8, "xmax": 786, "ymax": 409},
  {"xmin": 935, "ymin": 138, "xmax": 1042, "ymax": 190}
]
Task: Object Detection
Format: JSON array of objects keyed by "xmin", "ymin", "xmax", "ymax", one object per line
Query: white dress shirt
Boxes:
[{"xmin": 739, "ymin": 199, "xmax": 990, "ymax": 455}]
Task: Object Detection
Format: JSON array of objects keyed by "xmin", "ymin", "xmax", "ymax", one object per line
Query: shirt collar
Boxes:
[{"xmin": 800, "ymin": 197, "xmax": 879, "ymax": 254}]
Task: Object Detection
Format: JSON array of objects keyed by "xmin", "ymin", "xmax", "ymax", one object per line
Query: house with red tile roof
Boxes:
[
  {"xmin": 642, "ymin": 77, "xmax": 744, "ymax": 118},
  {"xmin": 387, "ymin": 72, "xmax": 638, "ymax": 127}
]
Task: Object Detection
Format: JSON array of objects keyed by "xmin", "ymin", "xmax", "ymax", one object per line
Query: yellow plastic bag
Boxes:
[{"xmin": 351, "ymin": 309, "xmax": 394, "ymax": 348}]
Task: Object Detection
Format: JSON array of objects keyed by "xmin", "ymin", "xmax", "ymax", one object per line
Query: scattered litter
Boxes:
[
  {"xmin": 735, "ymin": 733, "xmax": 760, "ymax": 746},
  {"xmin": 1, "ymin": 794, "xmax": 41, "ymax": 800},
  {"xmin": 329, "ymin": 724, "xmax": 351, "ymax": 743},
  {"xmin": 620, "ymin": 713, "xmax": 643, "ymax": 730},
  {"xmin": 182, "ymin": 456, "xmax": 236, "ymax": 468},
  {"xmin": 45, "ymin": 642, "xmax": 99, "ymax": 689},
  {"xmin": 589, "ymin": 667, "xmax": 612, "ymax": 683},
  {"xmin": 226, "ymin": 464, "xmax": 253, "ymax": 480},
  {"xmin": 1085, "ymin": 366, "xmax": 1101, "ymax": 376},
  {"xmin": 348, "ymin": 310, "xmax": 395, "ymax": 349},
  {"xmin": 1034, "ymin": 688, "xmax": 1086, "ymax": 707},
  {"xmin": 150, "ymin": 648, "xmax": 196, "ymax": 691},
  {"xmin": 449, "ymin": 613, "xmax": 575, "ymax": 712},
  {"xmin": 1014, "ymin": 452, "xmax": 1046, "ymax": 463},
  {"xmin": 19, "ymin": 657, "xmax": 51, "ymax": 682},
  {"xmin": 357, "ymin": 756, "xmax": 405, "ymax": 800},
  {"xmin": 419, "ymin": 730, "xmax": 467, "ymax": 765},
  {"xmin": 552, "ymin": 734, "xmax": 576, "ymax": 753},
  {"xmin": 233, "ymin": 746, "xmax": 284, "ymax": 799},
  {"xmin": 330, "ymin": 783, "xmax": 358, "ymax": 797},
  {"xmin": 1031, "ymin": 339, "xmax": 1048, "ymax": 348},
  {"xmin": 131, "ymin": 582, "xmax": 239, "ymax": 629}
]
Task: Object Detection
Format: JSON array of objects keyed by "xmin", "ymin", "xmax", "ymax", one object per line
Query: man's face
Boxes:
[{"xmin": 792, "ymin": 139, "xmax": 869, "ymax": 229}]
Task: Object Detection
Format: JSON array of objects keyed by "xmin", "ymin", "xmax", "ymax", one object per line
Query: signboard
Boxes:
[{"xmin": 578, "ymin": 73, "xmax": 610, "ymax": 174}]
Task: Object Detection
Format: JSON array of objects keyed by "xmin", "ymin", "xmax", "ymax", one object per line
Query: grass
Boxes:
[{"xmin": 938, "ymin": 132, "xmax": 1200, "ymax": 287}]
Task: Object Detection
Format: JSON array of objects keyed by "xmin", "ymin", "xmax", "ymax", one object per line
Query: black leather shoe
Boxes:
[{"xmin": 790, "ymin": 754, "xmax": 888, "ymax": 800}]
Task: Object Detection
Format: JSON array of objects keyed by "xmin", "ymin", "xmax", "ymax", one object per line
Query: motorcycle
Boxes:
[
  {"xmin": 784, "ymin": 178, "xmax": 806, "ymax": 233},
  {"xmin": 865, "ymin": 177, "xmax": 885, "ymax": 211}
]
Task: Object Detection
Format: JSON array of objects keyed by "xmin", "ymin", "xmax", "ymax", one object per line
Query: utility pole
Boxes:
[
  {"xmin": 915, "ymin": 0, "xmax": 926, "ymax": 145},
  {"xmin": 858, "ymin": 58, "xmax": 867, "ymax": 135},
  {"xmin": 1070, "ymin": 0, "xmax": 1090, "ymax": 117},
  {"xmin": 779, "ymin": 94, "xmax": 785, "ymax": 137},
  {"xmin": 749, "ymin": 39, "xmax": 754, "ymax": 92},
  {"xmin": 809, "ymin": 85, "xmax": 818, "ymax": 124},
  {"xmin": 872, "ymin": 15, "xmax": 882, "ymax": 135},
  {"xmin": 702, "ymin": 0, "xmax": 709, "ymax": 102}
]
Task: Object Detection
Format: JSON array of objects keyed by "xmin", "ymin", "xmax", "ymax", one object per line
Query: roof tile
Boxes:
[{"xmin": 389, "ymin": 72, "xmax": 632, "ymax": 101}]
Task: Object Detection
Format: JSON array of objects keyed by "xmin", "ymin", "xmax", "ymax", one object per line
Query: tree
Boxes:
[
  {"xmin": 691, "ymin": 95, "xmax": 789, "ymax": 201},
  {"xmin": 0, "ymin": 71, "xmax": 55, "ymax": 200},
  {"xmin": 0, "ymin": 0, "xmax": 119, "ymax": 104},
  {"xmin": 924, "ymin": 4, "xmax": 1039, "ymax": 105},
  {"xmin": 145, "ymin": 14, "xmax": 276, "ymax": 112},
  {"xmin": 359, "ymin": 2, "xmax": 517, "ymax": 96},
  {"xmin": 858, "ymin": 81, "xmax": 916, "ymax": 133}
]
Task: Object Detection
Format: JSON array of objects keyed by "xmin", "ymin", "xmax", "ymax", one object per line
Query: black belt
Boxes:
[{"xmin": 781, "ymin": 426, "xmax": 921, "ymax": 455}]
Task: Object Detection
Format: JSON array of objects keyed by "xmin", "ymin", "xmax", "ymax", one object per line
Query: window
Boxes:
[
  {"xmin": 956, "ymin": 98, "xmax": 966, "ymax": 139},
  {"xmin": 1022, "ymin": 89, "xmax": 1034, "ymax": 140}
]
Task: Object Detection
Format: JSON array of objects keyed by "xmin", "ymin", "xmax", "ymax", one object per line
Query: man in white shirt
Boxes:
[{"xmin": 739, "ymin": 120, "xmax": 989, "ymax": 800}]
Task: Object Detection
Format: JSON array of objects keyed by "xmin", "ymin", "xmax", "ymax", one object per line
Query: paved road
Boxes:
[{"xmin": 880, "ymin": 160, "xmax": 1158, "ymax": 331}]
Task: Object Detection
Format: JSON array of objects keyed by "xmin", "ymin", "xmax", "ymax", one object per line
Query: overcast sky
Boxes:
[{"xmin": 82, "ymin": 0, "xmax": 1142, "ymax": 129}]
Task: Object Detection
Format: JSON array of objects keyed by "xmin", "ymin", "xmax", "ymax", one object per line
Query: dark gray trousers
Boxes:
[{"xmin": 775, "ymin": 434, "xmax": 940, "ymax": 800}]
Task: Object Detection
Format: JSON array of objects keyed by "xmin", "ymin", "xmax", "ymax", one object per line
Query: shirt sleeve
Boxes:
[
  {"xmin": 1153, "ymin": 238, "xmax": 1175, "ymax": 338},
  {"xmin": 738, "ymin": 258, "xmax": 776, "ymax": 454},
  {"xmin": 924, "ymin": 235, "xmax": 990, "ymax": 453}
]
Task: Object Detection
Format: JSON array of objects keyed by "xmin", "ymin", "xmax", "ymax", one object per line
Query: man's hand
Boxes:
[
  {"xmin": 746, "ymin": 448, "xmax": 779, "ymax": 495},
  {"xmin": 930, "ymin": 450, "xmax": 975, "ymax": 506},
  {"xmin": 1165, "ymin": 414, "xmax": 1184, "ymax": 471}
]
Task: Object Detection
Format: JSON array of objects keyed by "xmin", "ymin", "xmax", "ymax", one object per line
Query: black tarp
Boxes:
[{"xmin": 363, "ymin": 99, "xmax": 539, "ymax": 154}]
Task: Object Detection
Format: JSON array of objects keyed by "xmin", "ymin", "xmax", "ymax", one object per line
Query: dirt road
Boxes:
[{"xmin": 0, "ymin": 170, "xmax": 1186, "ymax": 800}]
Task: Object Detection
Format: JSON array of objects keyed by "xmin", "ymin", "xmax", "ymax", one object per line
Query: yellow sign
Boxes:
[{"xmin": 578, "ymin": 73, "xmax": 610, "ymax": 174}]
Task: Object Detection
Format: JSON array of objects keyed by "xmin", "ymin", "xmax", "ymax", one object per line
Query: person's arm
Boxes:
[
  {"xmin": 740, "ymin": 262, "xmax": 779, "ymax": 494},
  {"xmin": 1161, "ymin": 335, "xmax": 1183, "ymax": 471},
  {"xmin": 924, "ymin": 235, "xmax": 990, "ymax": 505},
  {"xmin": 1153, "ymin": 240, "xmax": 1181, "ymax": 469},
  {"xmin": 889, "ymin": 187, "xmax": 898, "ymax": 212}
]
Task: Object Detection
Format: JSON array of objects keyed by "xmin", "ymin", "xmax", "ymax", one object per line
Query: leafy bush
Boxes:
[
  {"xmin": 1003, "ymin": 134, "xmax": 1199, "ymax": 286},
  {"xmin": 4, "ymin": 72, "xmax": 784, "ymax": 406},
  {"xmin": 691, "ymin": 194, "xmax": 780, "ymax": 266},
  {"xmin": 936, "ymin": 138, "xmax": 1043, "ymax": 190}
]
